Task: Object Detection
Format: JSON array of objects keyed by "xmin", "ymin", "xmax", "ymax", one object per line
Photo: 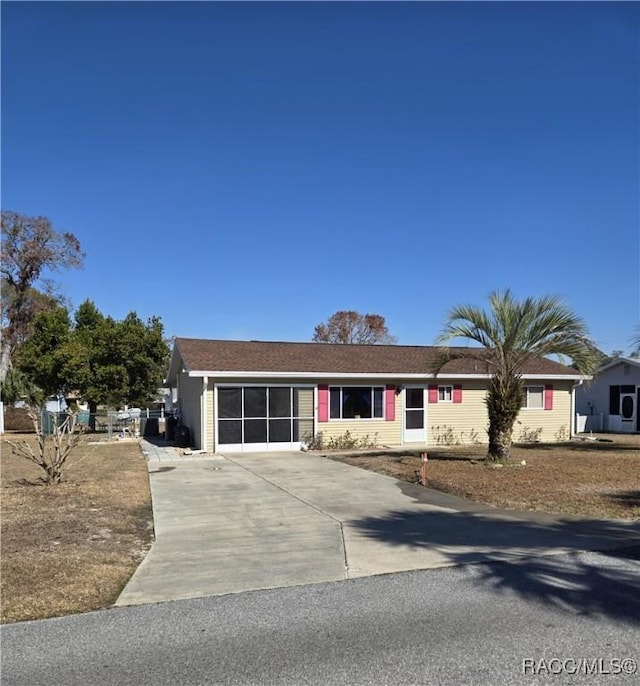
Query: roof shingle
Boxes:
[{"xmin": 173, "ymin": 338, "xmax": 581, "ymax": 378}]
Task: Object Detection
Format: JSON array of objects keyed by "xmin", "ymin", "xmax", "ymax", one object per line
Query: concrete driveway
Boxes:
[{"xmin": 116, "ymin": 447, "xmax": 640, "ymax": 606}]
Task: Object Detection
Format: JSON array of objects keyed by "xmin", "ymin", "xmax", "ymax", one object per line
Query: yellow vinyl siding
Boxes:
[
  {"xmin": 297, "ymin": 388, "xmax": 314, "ymax": 417},
  {"xmin": 427, "ymin": 380, "xmax": 574, "ymax": 446},
  {"xmin": 428, "ymin": 381, "xmax": 488, "ymax": 446},
  {"xmin": 297, "ymin": 388, "xmax": 314, "ymax": 442},
  {"xmin": 206, "ymin": 383, "xmax": 215, "ymax": 452},
  {"xmin": 193, "ymin": 377, "xmax": 573, "ymax": 452},
  {"xmin": 516, "ymin": 381, "xmax": 572, "ymax": 442}
]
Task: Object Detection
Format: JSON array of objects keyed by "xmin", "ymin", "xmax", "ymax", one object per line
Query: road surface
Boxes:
[{"xmin": 2, "ymin": 548, "xmax": 639, "ymax": 685}]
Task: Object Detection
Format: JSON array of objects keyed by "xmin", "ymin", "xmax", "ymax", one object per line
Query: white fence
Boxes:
[{"xmin": 575, "ymin": 413, "xmax": 603, "ymax": 433}]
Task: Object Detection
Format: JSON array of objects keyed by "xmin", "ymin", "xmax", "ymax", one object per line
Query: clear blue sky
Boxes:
[{"xmin": 2, "ymin": 1, "xmax": 639, "ymax": 354}]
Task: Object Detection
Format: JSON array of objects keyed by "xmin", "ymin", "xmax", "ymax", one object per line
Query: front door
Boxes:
[
  {"xmin": 620, "ymin": 390, "xmax": 636, "ymax": 432},
  {"xmin": 404, "ymin": 387, "xmax": 426, "ymax": 443}
]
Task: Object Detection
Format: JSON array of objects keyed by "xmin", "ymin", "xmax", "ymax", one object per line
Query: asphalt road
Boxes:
[{"xmin": 2, "ymin": 548, "xmax": 639, "ymax": 686}]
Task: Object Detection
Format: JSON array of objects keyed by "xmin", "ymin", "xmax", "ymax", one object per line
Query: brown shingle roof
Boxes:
[{"xmin": 173, "ymin": 338, "xmax": 581, "ymax": 377}]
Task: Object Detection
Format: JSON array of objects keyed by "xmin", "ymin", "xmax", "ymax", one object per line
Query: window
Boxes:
[
  {"xmin": 438, "ymin": 385, "xmax": 453, "ymax": 402},
  {"xmin": 218, "ymin": 388, "xmax": 242, "ymax": 418},
  {"xmin": 269, "ymin": 387, "xmax": 291, "ymax": 417},
  {"xmin": 429, "ymin": 384, "xmax": 462, "ymax": 404},
  {"xmin": 329, "ymin": 386, "xmax": 384, "ymax": 419},
  {"xmin": 406, "ymin": 388, "xmax": 424, "ymax": 409},
  {"xmin": 522, "ymin": 385, "xmax": 544, "ymax": 409}
]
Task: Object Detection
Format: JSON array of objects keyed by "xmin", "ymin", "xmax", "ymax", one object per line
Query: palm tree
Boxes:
[
  {"xmin": 434, "ymin": 290, "xmax": 599, "ymax": 462},
  {"xmin": 631, "ymin": 327, "xmax": 640, "ymax": 356}
]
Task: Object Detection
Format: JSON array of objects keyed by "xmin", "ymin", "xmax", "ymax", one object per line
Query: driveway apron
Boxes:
[
  {"xmin": 116, "ymin": 454, "xmax": 346, "ymax": 606},
  {"xmin": 117, "ymin": 447, "xmax": 640, "ymax": 606}
]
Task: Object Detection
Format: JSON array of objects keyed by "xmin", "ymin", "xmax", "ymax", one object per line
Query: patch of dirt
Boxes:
[
  {"xmin": 329, "ymin": 435, "xmax": 640, "ymax": 520},
  {"xmin": 1, "ymin": 435, "xmax": 153, "ymax": 624}
]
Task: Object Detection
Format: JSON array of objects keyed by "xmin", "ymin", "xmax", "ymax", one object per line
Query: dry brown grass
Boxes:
[
  {"xmin": 1, "ymin": 434, "xmax": 153, "ymax": 624},
  {"xmin": 330, "ymin": 434, "xmax": 640, "ymax": 520}
]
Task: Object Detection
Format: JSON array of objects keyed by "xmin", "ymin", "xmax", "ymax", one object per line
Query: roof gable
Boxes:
[
  {"xmin": 594, "ymin": 356, "xmax": 640, "ymax": 375},
  {"xmin": 166, "ymin": 343, "xmax": 185, "ymax": 383},
  {"xmin": 169, "ymin": 337, "xmax": 584, "ymax": 381}
]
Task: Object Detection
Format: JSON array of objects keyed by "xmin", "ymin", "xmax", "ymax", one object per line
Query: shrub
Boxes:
[
  {"xmin": 303, "ymin": 430, "xmax": 379, "ymax": 451},
  {"xmin": 517, "ymin": 425, "xmax": 543, "ymax": 443}
]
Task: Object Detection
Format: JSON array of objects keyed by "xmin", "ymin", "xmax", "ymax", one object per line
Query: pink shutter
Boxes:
[
  {"xmin": 428, "ymin": 384, "xmax": 439, "ymax": 404},
  {"xmin": 544, "ymin": 384, "xmax": 553, "ymax": 411},
  {"xmin": 318, "ymin": 385, "xmax": 329, "ymax": 422},
  {"xmin": 385, "ymin": 385, "xmax": 395, "ymax": 421},
  {"xmin": 453, "ymin": 384, "xmax": 463, "ymax": 404}
]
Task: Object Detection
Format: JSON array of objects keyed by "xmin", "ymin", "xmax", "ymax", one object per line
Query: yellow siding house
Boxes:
[{"xmin": 166, "ymin": 339, "xmax": 586, "ymax": 453}]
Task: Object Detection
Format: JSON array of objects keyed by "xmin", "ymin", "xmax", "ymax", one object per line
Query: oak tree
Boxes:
[
  {"xmin": 1, "ymin": 211, "xmax": 84, "ymax": 383},
  {"xmin": 17, "ymin": 300, "xmax": 170, "ymax": 417},
  {"xmin": 312, "ymin": 310, "xmax": 396, "ymax": 345}
]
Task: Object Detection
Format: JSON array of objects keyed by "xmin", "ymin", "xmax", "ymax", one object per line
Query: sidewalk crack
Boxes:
[{"xmin": 223, "ymin": 455, "xmax": 350, "ymax": 577}]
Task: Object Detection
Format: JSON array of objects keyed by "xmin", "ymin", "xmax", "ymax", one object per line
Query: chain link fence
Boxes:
[{"xmin": 3, "ymin": 406, "xmax": 178, "ymax": 439}]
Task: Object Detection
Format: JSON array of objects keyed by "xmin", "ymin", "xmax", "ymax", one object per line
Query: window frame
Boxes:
[
  {"xmin": 522, "ymin": 385, "xmax": 544, "ymax": 410},
  {"xmin": 216, "ymin": 384, "xmax": 315, "ymax": 446},
  {"xmin": 438, "ymin": 385, "xmax": 453, "ymax": 403},
  {"xmin": 329, "ymin": 386, "xmax": 385, "ymax": 420}
]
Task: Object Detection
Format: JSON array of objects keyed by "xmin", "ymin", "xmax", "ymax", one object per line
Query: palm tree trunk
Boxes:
[
  {"xmin": 487, "ymin": 419, "xmax": 514, "ymax": 461},
  {"xmin": 485, "ymin": 376, "xmax": 522, "ymax": 462}
]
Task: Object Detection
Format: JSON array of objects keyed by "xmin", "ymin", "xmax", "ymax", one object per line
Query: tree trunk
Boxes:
[
  {"xmin": 485, "ymin": 375, "xmax": 523, "ymax": 462},
  {"xmin": 487, "ymin": 419, "xmax": 515, "ymax": 462},
  {"xmin": 44, "ymin": 464, "xmax": 62, "ymax": 484},
  {"xmin": 0, "ymin": 339, "xmax": 12, "ymax": 385},
  {"xmin": 88, "ymin": 400, "xmax": 98, "ymax": 431}
]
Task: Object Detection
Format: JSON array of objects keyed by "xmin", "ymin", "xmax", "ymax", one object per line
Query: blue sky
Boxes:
[{"xmin": 2, "ymin": 1, "xmax": 639, "ymax": 354}]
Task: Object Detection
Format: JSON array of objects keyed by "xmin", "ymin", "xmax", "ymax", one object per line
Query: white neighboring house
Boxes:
[
  {"xmin": 575, "ymin": 357, "xmax": 640, "ymax": 433},
  {"xmin": 45, "ymin": 396, "xmax": 68, "ymax": 413}
]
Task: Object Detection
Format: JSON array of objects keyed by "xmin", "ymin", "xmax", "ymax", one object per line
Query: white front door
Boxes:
[
  {"xmin": 404, "ymin": 387, "xmax": 426, "ymax": 443},
  {"xmin": 620, "ymin": 391, "xmax": 636, "ymax": 432}
]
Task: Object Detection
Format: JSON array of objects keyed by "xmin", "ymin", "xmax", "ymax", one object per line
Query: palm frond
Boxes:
[{"xmin": 436, "ymin": 303, "xmax": 500, "ymax": 349}]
